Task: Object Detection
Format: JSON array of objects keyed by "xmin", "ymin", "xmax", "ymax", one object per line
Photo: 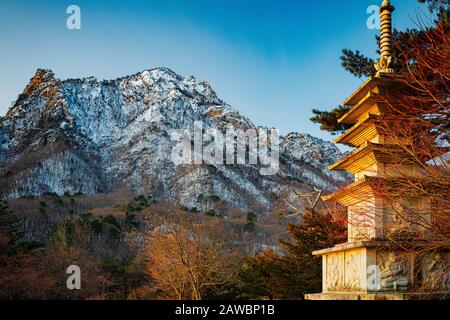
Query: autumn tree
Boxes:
[
  {"xmin": 239, "ymin": 205, "xmax": 347, "ymax": 299},
  {"xmin": 147, "ymin": 215, "xmax": 241, "ymax": 300},
  {"xmin": 0, "ymin": 204, "xmax": 148, "ymax": 300}
]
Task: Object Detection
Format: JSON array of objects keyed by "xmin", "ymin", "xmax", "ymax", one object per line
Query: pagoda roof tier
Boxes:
[
  {"xmin": 334, "ymin": 113, "xmax": 381, "ymax": 147},
  {"xmin": 312, "ymin": 240, "xmax": 389, "ymax": 256},
  {"xmin": 339, "ymin": 75, "xmax": 408, "ymax": 125},
  {"xmin": 321, "ymin": 175, "xmax": 380, "ymax": 206},
  {"xmin": 322, "ymin": 174, "xmax": 447, "ymax": 207},
  {"xmin": 313, "ymin": 239, "xmax": 450, "ymax": 256},
  {"xmin": 328, "ymin": 141, "xmax": 413, "ymax": 174},
  {"xmin": 342, "ymin": 74, "xmax": 400, "ymax": 107},
  {"xmin": 338, "ymin": 91, "xmax": 384, "ymax": 125}
]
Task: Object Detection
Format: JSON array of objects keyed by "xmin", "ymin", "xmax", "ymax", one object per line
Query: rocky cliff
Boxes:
[{"xmin": 0, "ymin": 68, "xmax": 350, "ymax": 211}]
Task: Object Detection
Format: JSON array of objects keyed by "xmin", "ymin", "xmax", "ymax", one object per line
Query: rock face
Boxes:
[{"xmin": 0, "ymin": 68, "xmax": 350, "ymax": 210}]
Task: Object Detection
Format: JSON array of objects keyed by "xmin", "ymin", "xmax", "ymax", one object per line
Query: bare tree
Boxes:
[{"xmin": 147, "ymin": 215, "xmax": 241, "ymax": 300}]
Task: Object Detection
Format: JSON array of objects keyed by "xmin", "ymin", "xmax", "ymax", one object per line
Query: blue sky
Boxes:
[{"xmin": 0, "ymin": 0, "xmax": 432, "ymax": 143}]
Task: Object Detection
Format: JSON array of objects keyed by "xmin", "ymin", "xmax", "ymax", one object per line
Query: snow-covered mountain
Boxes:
[{"xmin": 0, "ymin": 68, "xmax": 350, "ymax": 211}]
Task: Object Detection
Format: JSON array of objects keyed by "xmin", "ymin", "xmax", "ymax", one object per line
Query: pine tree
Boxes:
[
  {"xmin": 238, "ymin": 208, "xmax": 347, "ymax": 299},
  {"xmin": 0, "ymin": 200, "xmax": 23, "ymax": 256}
]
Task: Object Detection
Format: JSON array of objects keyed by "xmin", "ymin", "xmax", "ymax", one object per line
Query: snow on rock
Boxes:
[{"xmin": 0, "ymin": 68, "xmax": 351, "ymax": 210}]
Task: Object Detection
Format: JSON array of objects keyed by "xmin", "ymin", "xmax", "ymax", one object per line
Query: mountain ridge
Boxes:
[{"xmin": 0, "ymin": 68, "xmax": 350, "ymax": 211}]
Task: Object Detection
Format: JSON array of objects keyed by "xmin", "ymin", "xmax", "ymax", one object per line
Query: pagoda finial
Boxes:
[{"xmin": 375, "ymin": 0, "xmax": 395, "ymax": 76}]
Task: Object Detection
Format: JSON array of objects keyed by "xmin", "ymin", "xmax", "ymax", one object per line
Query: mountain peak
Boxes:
[
  {"xmin": 34, "ymin": 68, "xmax": 55, "ymax": 78},
  {"xmin": 27, "ymin": 68, "xmax": 57, "ymax": 90}
]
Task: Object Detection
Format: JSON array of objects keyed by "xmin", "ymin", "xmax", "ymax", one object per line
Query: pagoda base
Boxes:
[
  {"xmin": 305, "ymin": 240, "xmax": 449, "ymax": 299},
  {"xmin": 305, "ymin": 292, "xmax": 449, "ymax": 300}
]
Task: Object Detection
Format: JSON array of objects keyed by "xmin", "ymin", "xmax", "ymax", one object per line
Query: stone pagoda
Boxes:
[{"xmin": 305, "ymin": 0, "xmax": 449, "ymax": 300}]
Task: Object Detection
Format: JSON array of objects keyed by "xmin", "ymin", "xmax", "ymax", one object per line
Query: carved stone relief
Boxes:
[
  {"xmin": 378, "ymin": 251, "xmax": 410, "ymax": 291},
  {"xmin": 326, "ymin": 254, "xmax": 341, "ymax": 292},
  {"xmin": 421, "ymin": 252, "xmax": 449, "ymax": 291},
  {"xmin": 344, "ymin": 251, "xmax": 362, "ymax": 291}
]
